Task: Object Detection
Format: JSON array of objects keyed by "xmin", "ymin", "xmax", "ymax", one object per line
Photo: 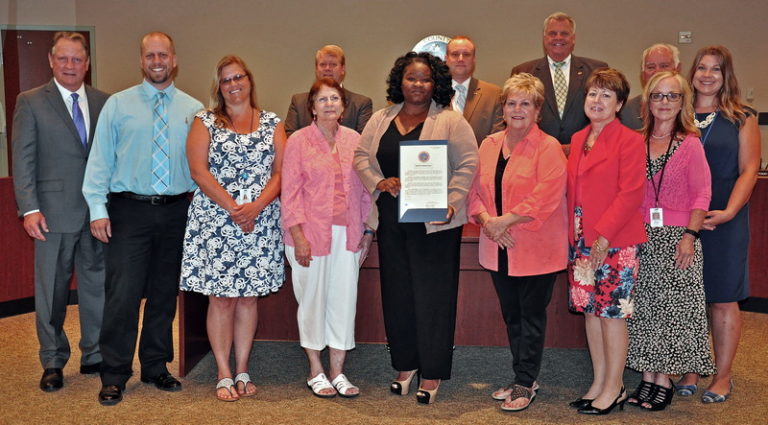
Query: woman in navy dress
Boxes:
[{"xmin": 680, "ymin": 45, "xmax": 760, "ymax": 403}]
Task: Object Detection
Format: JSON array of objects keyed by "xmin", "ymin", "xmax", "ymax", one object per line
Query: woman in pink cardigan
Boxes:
[
  {"xmin": 281, "ymin": 78, "xmax": 373, "ymax": 399},
  {"xmin": 467, "ymin": 73, "xmax": 567, "ymax": 412},
  {"xmin": 625, "ymin": 72, "xmax": 714, "ymax": 411}
]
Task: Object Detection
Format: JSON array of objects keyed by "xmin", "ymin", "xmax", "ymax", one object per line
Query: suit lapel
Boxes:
[
  {"xmin": 564, "ymin": 56, "xmax": 587, "ymax": 118},
  {"xmin": 535, "ymin": 58, "xmax": 559, "ymax": 121},
  {"xmin": 43, "ymin": 80, "xmax": 84, "ymax": 150},
  {"xmin": 463, "ymin": 78, "xmax": 480, "ymax": 120},
  {"xmin": 84, "ymin": 86, "xmax": 100, "ymax": 152}
]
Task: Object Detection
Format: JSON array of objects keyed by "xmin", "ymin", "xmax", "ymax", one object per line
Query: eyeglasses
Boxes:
[
  {"xmin": 649, "ymin": 92, "xmax": 683, "ymax": 102},
  {"xmin": 220, "ymin": 74, "xmax": 247, "ymax": 86}
]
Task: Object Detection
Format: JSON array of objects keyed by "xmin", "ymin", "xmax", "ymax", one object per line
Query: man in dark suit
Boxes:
[
  {"xmin": 510, "ymin": 12, "xmax": 608, "ymax": 151},
  {"xmin": 446, "ymin": 36, "xmax": 504, "ymax": 145},
  {"xmin": 620, "ymin": 43, "xmax": 681, "ymax": 130},
  {"xmin": 285, "ymin": 44, "xmax": 372, "ymax": 136},
  {"xmin": 12, "ymin": 31, "xmax": 109, "ymax": 392}
]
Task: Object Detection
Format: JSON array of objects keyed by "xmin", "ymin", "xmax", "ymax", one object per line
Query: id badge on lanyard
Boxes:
[{"xmin": 650, "ymin": 207, "xmax": 664, "ymax": 227}]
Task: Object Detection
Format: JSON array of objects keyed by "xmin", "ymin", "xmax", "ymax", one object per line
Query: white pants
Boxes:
[{"xmin": 286, "ymin": 225, "xmax": 360, "ymax": 351}]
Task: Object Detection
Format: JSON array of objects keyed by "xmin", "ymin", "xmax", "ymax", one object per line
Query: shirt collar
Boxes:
[
  {"xmin": 547, "ymin": 54, "xmax": 572, "ymax": 67},
  {"xmin": 452, "ymin": 78, "xmax": 471, "ymax": 91},
  {"xmin": 141, "ymin": 79, "xmax": 177, "ymax": 99},
  {"xmin": 53, "ymin": 78, "xmax": 86, "ymax": 100}
]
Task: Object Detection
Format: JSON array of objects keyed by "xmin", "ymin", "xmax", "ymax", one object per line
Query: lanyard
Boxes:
[{"xmin": 647, "ymin": 135, "xmax": 676, "ymax": 207}]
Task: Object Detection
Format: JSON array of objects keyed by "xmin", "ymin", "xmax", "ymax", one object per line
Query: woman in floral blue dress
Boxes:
[{"xmin": 180, "ymin": 56, "xmax": 285, "ymax": 401}]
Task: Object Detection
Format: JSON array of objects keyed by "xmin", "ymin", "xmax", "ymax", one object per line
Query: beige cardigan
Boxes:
[{"xmin": 353, "ymin": 100, "xmax": 478, "ymax": 233}]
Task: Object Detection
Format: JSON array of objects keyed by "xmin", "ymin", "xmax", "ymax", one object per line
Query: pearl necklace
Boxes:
[
  {"xmin": 694, "ymin": 110, "xmax": 717, "ymax": 129},
  {"xmin": 651, "ymin": 132, "xmax": 671, "ymax": 139}
]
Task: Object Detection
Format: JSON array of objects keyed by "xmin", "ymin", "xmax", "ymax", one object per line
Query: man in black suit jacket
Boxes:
[
  {"xmin": 510, "ymin": 12, "xmax": 608, "ymax": 151},
  {"xmin": 285, "ymin": 44, "xmax": 372, "ymax": 136},
  {"xmin": 446, "ymin": 36, "xmax": 504, "ymax": 145},
  {"xmin": 12, "ymin": 32, "xmax": 109, "ymax": 392}
]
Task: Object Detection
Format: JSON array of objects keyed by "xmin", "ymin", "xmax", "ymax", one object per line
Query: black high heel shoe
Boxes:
[
  {"xmin": 641, "ymin": 384, "xmax": 673, "ymax": 411},
  {"xmin": 578, "ymin": 386, "xmax": 626, "ymax": 415},
  {"xmin": 627, "ymin": 380, "xmax": 654, "ymax": 407},
  {"xmin": 568, "ymin": 397, "xmax": 594, "ymax": 409}
]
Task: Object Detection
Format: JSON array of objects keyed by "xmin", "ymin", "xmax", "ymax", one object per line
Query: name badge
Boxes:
[
  {"xmin": 650, "ymin": 207, "xmax": 664, "ymax": 227},
  {"xmin": 236, "ymin": 188, "xmax": 253, "ymax": 205}
]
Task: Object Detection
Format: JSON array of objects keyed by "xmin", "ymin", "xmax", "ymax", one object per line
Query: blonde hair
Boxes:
[
  {"xmin": 641, "ymin": 72, "xmax": 699, "ymax": 140},
  {"xmin": 543, "ymin": 12, "xmax": 575, "ymax": 34},
  {"xmin": 209, "ymin": 55, "xmax": 258, "ymax": 128},
  {"xmin": 501, "ymin": 73, "xmax": 545, "ymax": 111}
]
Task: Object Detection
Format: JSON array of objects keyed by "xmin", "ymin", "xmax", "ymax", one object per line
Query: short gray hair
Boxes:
[
  {"xmin": 641, "ymin": 43, "xmax": 680, "ymax": 70},
  {"xmin": 543, "ymin": 12, "xmax": 575, "ymax": 34}
]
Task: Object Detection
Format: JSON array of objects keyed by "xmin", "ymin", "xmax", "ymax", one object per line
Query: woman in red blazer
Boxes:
[{"xmin": 566, "ymin": 69, "xmax": 647, "ymax": 415}]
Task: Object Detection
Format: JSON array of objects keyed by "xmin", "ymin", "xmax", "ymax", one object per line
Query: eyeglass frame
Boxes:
[{"xmin": 649, "ymin": 92, "xmax": 683, "ymax": 102}]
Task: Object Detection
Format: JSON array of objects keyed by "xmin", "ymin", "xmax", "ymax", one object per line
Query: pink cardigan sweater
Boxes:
[
  {"xmin": 641, "ymin": 134, "xmax": 712, "ymax": 226},
  {"xmin": 468, "ymin": 125, "xmax": 568, "ymax": 276},
  {"xmin": 281, "ymin": 123, "xmax": 371, "ymax": 255}
]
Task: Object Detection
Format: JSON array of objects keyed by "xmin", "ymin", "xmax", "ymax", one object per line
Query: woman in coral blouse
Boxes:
[
  {"xmin": 566, "ymin": 68, "xmax": 647, "ymax": 415},
  {"xmin": 281, "ymin": 77, "xmax": 373, "ymax": 399},
  {"xmin": 468, "ymin": 73, "xmax": 567, "ymax": 412}
]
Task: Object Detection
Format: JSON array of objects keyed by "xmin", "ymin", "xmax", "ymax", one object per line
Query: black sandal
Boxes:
[
  {"xmin": 627, "ymin": 380, "xmax": 654, "ymax": 407},
  {"xmin": 642, "ymin": 384, "xmax": 674, "ymax": 411}
]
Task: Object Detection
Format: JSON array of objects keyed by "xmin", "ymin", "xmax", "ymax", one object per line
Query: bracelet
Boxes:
[
  {"xmin": 363, "ymin": 229, "xmax": 375, "ymax": 236},
  {"xmin": 683, "ymin": 228, "xmax": 700, "ymax": 239}
]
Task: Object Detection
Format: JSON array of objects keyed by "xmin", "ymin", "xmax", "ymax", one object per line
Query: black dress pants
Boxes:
[
  {"xmin": 376, "ymin": 195, "xmax": 462, "ymax": 380},
  {"xmin": 489, "ymin": 257, "xmax": 556, "ymax": 387},
  {"xmin": 100, "ymin": 195, "xmax": 189, "ymax": 387}
]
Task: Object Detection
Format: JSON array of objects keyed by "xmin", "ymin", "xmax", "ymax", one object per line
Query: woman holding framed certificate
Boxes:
[{"xmin": 354, "ymin": 51, "xmax": 478, "ymax": 404}]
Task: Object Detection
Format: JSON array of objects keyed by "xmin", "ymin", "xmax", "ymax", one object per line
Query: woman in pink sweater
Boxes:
[
  {"xmin": 281, "ymin": 78, "xmax": 373, "ymax": 399},
  {"xmin": 467, "ymin": 73, "xmax": 567, "ymax": 412},
  {"xmin": 625, "ymin": 72, "xmax": 715, "ymax": 411}
]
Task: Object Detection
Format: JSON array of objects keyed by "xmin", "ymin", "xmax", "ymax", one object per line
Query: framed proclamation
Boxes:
[{"xmin": 398, "ymin": 139, "xmax": 448, "ymax": 222}]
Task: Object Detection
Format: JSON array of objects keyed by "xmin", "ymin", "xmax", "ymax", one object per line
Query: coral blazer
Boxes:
[
  {"xmin": 468, "ymin": 125, "xmax": 568, "ymax": 276},
  {"xmin": 567, "ymin": 118, "xmax": 647, "ymax": 247}
]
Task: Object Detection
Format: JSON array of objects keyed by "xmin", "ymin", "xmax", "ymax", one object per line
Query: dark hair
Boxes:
[
  {"xmin": 386, "ymin": 51, "xmax": 454, "ymax": 107},
  {"xmin": 307, "ymin": 77, "xmax": 346, "ymax": 119},
  {"xmin": 51, "ymin": 31, "xmax": 89, "ymax": 56},
  {"xmin": 585, "ymin": 68, "xmax": 630, "ymax": 113},
  {"xmin": 688, "ymin": 45, "xmax": 746, "ymax": 124}
]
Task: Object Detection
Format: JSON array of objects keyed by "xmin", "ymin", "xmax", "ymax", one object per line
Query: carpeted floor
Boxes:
[{"xmin": 1, "ymin": 305, "xmax": 766, "ymax": 424}]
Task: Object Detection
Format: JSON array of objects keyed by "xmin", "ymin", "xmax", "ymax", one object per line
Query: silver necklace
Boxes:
[
  {"xmin": 651, "ymin": 132, "xmax": 671, "ymax": 139},
  {"xmin": 694, "ymin": 110, "xmax": 717, "ymax": 129}
]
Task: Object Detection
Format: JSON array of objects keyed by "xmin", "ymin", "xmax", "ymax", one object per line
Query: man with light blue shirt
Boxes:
[{"xmin": 82, "ymin": 31, "xmax": 203, "ymax": 406}]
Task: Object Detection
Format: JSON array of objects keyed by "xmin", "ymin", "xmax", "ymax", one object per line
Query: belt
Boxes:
[{"xmin": 110, "ymin": 191, "xmax": 188, "ymax": 206}]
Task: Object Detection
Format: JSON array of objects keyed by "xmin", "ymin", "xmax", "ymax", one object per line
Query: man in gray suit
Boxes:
[
  {"xmin": 285, "ymin": 44, "xmax": 372, "ymax": 136},
  {"xmin": 511, "ymin": 12, "xmax": 608, "ymax": 151},
  {"xmin": 620, "ymin": 43, "xmax": 681, "ymax": 130},
  {"xmin": 12, "ymin": 31, "xmax": 109, "ymax": 392},
  {"xmin": 446, "ymin": 36, "xmax": 504, "ymax": 145}
]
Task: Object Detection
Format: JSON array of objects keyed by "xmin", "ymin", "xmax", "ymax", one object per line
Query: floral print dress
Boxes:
[
  {"xmin": 568, "ymin": 206, "xmax": 639, "ymax": 318},
  {"xmin": 179, "ymin": 110, "xmax": 284, "ymax": 297}
]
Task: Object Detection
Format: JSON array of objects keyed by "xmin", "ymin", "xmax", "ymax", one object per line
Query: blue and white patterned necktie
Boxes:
[{"xmin": 151, "ymin": 91, "xmax": 170, "ymax": 193}]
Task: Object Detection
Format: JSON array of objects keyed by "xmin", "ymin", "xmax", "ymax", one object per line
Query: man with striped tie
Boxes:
[
  {"xmin": 83, "ymin": 31, "xmax": 203, "ymax": 406},
  {"xmin": 510, "ymin": 12, "xmax": 608, "ymax": 154}
]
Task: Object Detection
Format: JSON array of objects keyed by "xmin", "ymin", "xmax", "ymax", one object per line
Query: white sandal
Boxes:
[
  {"xmin": 216, "ymin": 378, "xmax": 239, "ymax": 402},
  {"xmin": 234, "ymin": 372, "xmax": 257, "ymax": 397},
  {"xmin": 331, "ymin": 374, "xmax": 360, "ymax": 398},
  {"xmin": 307, "ymin": 373, "xmax": 336, "ymax": 398}
]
